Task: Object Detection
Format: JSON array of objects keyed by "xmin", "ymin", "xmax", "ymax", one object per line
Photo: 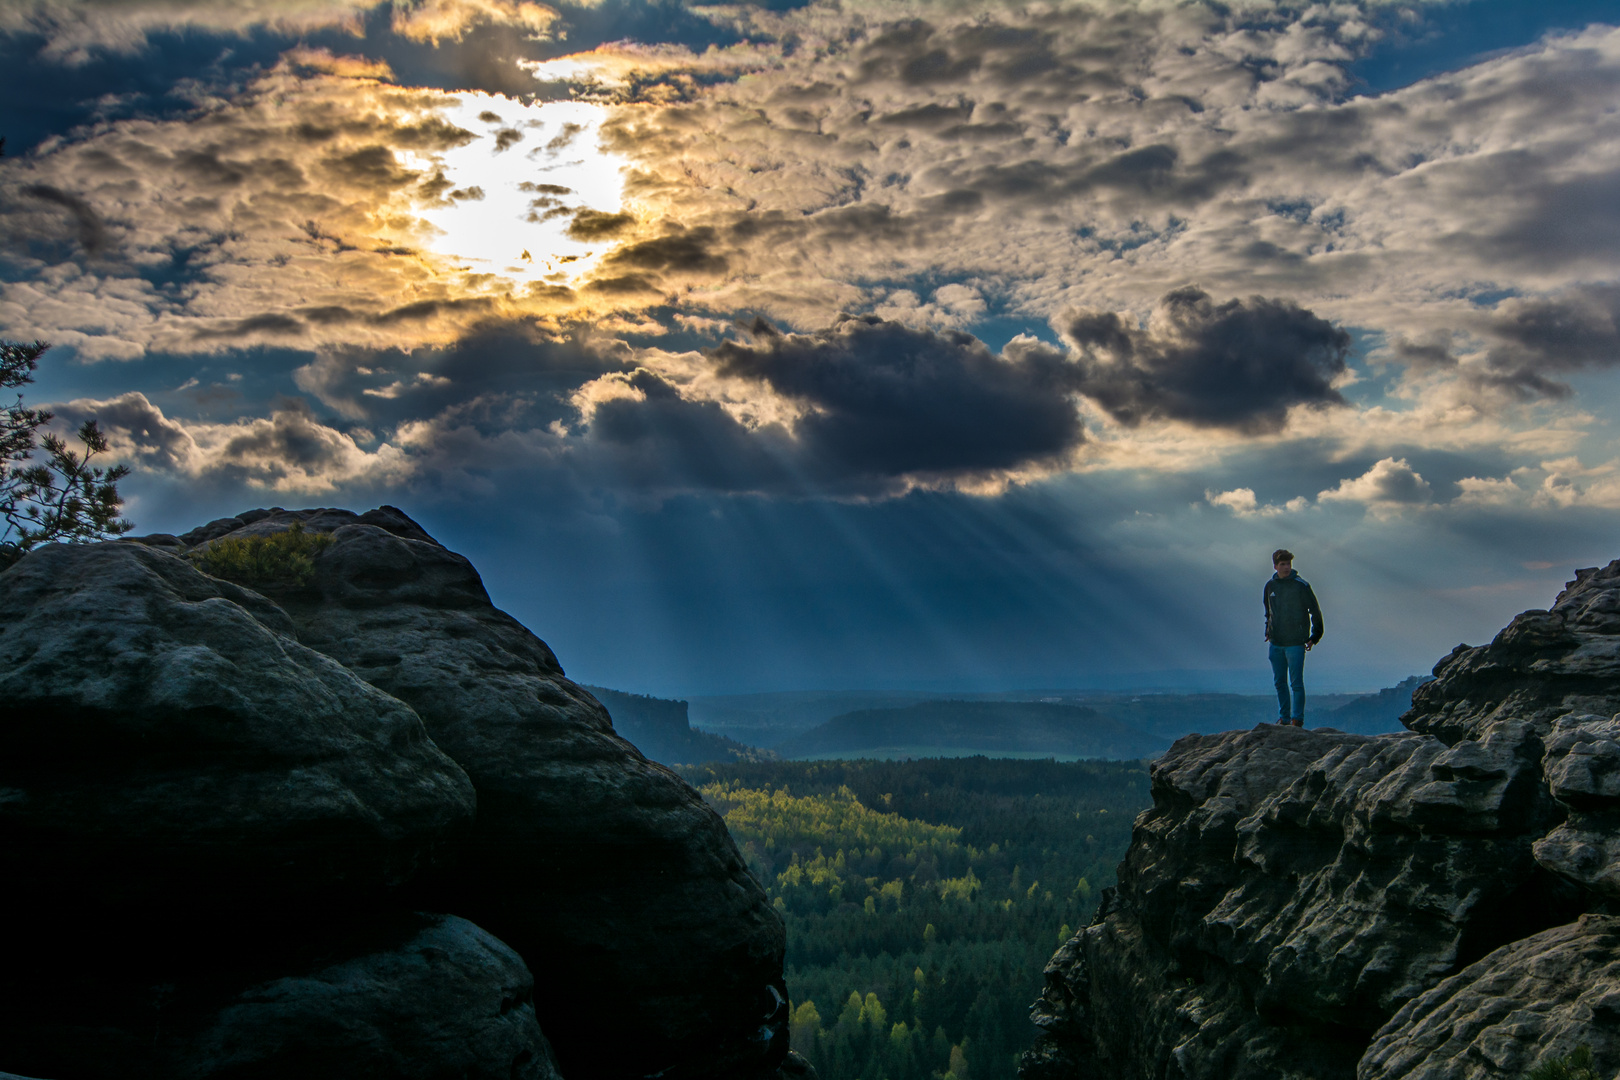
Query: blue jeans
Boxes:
[{"xmin": 1270, "ymin": 644, "xmax": 1305, "ymax": 722}]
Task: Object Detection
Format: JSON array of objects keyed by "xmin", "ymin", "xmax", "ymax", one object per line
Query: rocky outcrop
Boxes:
[
  {"xmin": 0, "ymin": 507, "xmax": 788, "ymax": 1080},
  {"xmin": 1024, "ymin": 564, "xmax": 1620, "ymax": 1080},
  {"xmin": 1405, "ymin": 562, "xmax": 1620, "ymax": 744}
]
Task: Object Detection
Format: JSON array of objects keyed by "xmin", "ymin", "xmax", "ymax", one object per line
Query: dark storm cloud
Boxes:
[
  {"xmin": 945, "ymin": 144, "xmax": 1248, "ymax": 209},
  {"xmin": 295, "ymin": 325, "xmax": 618, "ymax": 427},
  {"xmin": 711, "ymin": 315, "xmax": 1085, "ymax": 478},
  {"xmin": 1063, "ymin": 288, "xmax": 1350, "ymax": 434},
  {"xmin": 320, "ymin": 144, "xmax": 419, "ymax": 190},
  {"xmin": 51, "ymin": 392, "xmax": 195, "ymax": 471},
  {"xmin": 1391, "ymin": 335, "xmax": 1456, "ymax": 370},
  {"xmin": 567, "ymin": 208, "xmax": 636, "ymax": 240},
  {"xmin": 1469, "ymin": 287, "xmax": 1620, "ymax": 400},
  {"xmin": 601, "ymin": 227, "xmax": 728, "ymax": 275},
  {"xmin": 581, "ymin": 370, "xmax": 799, "ymax": 492},
  {"xmin": 20, "ymin": 183, "xmax": 107, "ymax": 255},
  {"xmin": 193, "ymin": 313, "xmax": 307, "ymax": 341},
  {"xmin": 1488, "ymin": 288, "xmax": 1620, "ymax": 370},
  {"xmin": 199, "ymin": 397, "xmax": 378, "ymax": 488}
]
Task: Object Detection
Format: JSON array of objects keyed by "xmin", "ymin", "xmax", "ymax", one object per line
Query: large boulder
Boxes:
[
  {"xmin": 168, "ymin": 913, "xmax": 560, "ymax": 1080},
  {"xmin": 187, "ymin": 507, "xmax": 788, "ymax": 1080},
  {"xmin": 1359, "ymin": 915, "xmax": 1620, "ymax": 1080},
  {"xmin": 0, "ymin": 541, "xmax": 476, "ymax": 920},
  {"xmin": 0, "ymin": 913, "xmax": 560, "ymax": 1080}
]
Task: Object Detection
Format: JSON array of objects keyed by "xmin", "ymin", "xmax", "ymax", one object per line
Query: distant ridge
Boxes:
[
  {"xmin": 777, "ymin": 699, "xmax": 1166, "ymax": 760},
  {"xmin": 584, "ymin": 685, "xmax": 769, "ymax": 766}
]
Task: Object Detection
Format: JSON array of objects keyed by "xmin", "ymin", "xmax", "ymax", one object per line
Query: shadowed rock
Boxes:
[
  {"xmin": 1359, "ymin": 915, "xmax": 1620, "ymax": 1080},
  {"xmin": 0, "ymin": 541, "xmax": 475, "ymax": 918},
  {"xmin": 168, "ymin": 913, "xmax": 560, "ymax": 1080},
  {"xmin": 187, "ymin": 507, "xmax": 788, "ymax": 1080},
  {"xmin": 0, "ymin": 913, "xmax": 559, "ymax": 1080}
]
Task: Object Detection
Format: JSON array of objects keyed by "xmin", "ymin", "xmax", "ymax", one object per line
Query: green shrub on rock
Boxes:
[
  {"xmin": 192, "ymin": 522, "xmax": 333, "ymax": 586},
  {"xmin": 1528, "ymin": 1045, "xmax": 1599, "ymax": 1080}
]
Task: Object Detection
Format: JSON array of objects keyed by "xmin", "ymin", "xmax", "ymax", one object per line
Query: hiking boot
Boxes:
[
  {"xmin": 1277, "ymin": 717, "xmax": 1291, "ymax": 725},
  {"xmin": 1290, "ymin": 719, "xmax": 1304, "ymax": 728}
]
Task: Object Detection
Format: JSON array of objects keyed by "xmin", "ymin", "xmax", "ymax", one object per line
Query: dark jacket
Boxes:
[{"xmin": 1264, "ymin": 573, "xmax": 1323, "ymax": 647}]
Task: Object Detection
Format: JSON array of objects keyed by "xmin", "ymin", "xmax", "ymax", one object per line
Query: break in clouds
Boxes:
[{"xmin": 2, "ymin": 0, "xmax": 1620, "ymax": 512}]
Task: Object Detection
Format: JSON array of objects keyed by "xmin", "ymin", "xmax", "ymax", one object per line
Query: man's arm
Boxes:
[
  {"xmin": 1306, "ymin": 584, "xmax": 1324, "ymax": 645},
  {"xmin": 1263, "ymin": 580, "xmax": 1273, "ymax": 640}
]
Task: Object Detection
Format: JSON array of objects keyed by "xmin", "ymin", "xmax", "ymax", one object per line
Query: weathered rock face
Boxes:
[
  {"xmin": 1360, "ymin": 915, "xmax": 1620, "ymax": 1080},
  {"xmin": 0, "ymin": 540, "xmax": 475, "ymax": 916},
  {"xmin": 1534, "ymin": 714, "xmax": 1620, "ymax": 899},
  {"xmin": 1405, "ymin": 561, "xmax": 1620, "ymax": 744},
  {"xmin": 1024, "ymin": 562, "xmax": 1620, "ymax": 1080},
  {"xmin": 0, "ymin": 506, "xmax": 789, "ymax": 1080}
]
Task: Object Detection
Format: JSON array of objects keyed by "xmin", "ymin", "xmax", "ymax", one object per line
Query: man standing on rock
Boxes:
[{"xmin": 1264, "ymin": 549, "xmax": 1323, "ymax": 727}]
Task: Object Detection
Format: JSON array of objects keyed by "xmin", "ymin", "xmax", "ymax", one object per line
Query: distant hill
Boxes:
[
  {"xmin": 776, "ymin": 700, "xmax": 1167, "ymax": 760},
  {"xmin": 687, "ymin": 690, "xmax": 940, "ymax": 746},
  {"xmin": 584, "ymin": 686, "xmax": 769, "ymax": 766},
  {"xmin": 689, "ymin": 688, "xmax": 1372, "ymax": 746},
  {"xmin": 1318, "ymin": 675, "xmax": 1433, "ymax": 734},
  {"xmin": 1071, "ymin": 693, "xmax": 1302, "ymax": 741}
]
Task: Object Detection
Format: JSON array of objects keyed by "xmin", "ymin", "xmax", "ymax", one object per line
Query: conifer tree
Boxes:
[{"xmin": 1, "ymin": 340, "xmax": 132, "ymax": 555}]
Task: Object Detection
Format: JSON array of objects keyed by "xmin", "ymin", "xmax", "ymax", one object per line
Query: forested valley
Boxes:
[{"xmin": 676, "ymin": 758, "xmax": 1155, "ymax": 1080}]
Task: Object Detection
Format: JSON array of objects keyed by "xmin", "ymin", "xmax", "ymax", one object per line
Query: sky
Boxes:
[{"xmin": 3, "ymin": 0, "xmax": 1619, "ymax": 698}]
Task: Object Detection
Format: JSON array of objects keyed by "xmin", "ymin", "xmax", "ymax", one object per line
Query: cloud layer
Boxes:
[{"xmin": 4, "ymin": 0, "xmax": 1619, "ymax": 525}]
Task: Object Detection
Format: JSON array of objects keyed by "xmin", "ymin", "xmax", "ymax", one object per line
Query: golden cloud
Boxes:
[{"xmin": 391, "ymin": 0, "xmax": 557, "ymax": 45}]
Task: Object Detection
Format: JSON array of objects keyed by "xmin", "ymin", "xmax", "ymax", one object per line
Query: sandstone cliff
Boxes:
[
  {"xmin": 0, "ymin": 507, "xmax": 797, "ymax": 1080},
  {"xmin": 1023, "ymin": 564, "xmax": 1620, "ymax": 1080}
]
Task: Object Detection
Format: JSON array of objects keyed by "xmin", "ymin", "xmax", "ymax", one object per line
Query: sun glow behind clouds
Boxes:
[{"xmin": 407, "ymin": 95, "xmax": 625, "ymax": 284}]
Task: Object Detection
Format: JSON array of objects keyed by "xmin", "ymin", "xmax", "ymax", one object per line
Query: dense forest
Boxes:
[
  {"xmin": 677, "ymin": 758, "xmax": 1155, "ymax": 1080},
  {"xmin": 775, "ymin": 701, "xmax": 1166, "ymax": 759}
]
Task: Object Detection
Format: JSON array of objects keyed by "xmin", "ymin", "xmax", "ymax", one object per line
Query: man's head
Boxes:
[{"xmin": 1273, "ymin": 548, "xmax": 1294, "ymax": 577}]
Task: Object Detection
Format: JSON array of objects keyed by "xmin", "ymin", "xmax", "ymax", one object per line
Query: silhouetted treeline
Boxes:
[{"xmin": 677, "ymin": 757, "xmax": 1153, "ymax": 1080}]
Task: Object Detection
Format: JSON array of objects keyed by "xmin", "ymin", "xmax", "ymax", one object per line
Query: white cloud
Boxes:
[
  {"xmin": 51, "ymin": 392, "xmax": 413, "ymax": 493},
  {"xmin": 1529, "ymin": 457, "xmax": 1620, "ymax": 509},
  {"xmin": 390, "ymin": 0, "xmax": 556, "ymax": 45},
  {"xmin": 1205, "ymin": 487, "xmax": 1309, "ymax": 517},
  {"xmin": 1318, "ymin": 457, "xmax": 1433, "ymax": 514},
  {"xmin": 1452, "ymin": 475, "xmax": 1523, "ymax": 507}
]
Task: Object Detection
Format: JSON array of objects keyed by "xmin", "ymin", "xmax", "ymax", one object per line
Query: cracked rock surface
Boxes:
[{"xmin": 1360, "ymin": 915, "xmax": 1620, "ymax": 1080}]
